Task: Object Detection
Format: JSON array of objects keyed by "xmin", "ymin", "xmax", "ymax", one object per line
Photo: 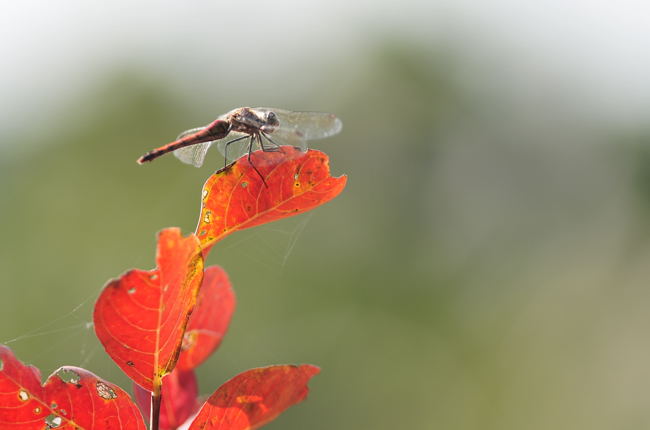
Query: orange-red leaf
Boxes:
[
  {"xmin": 93, "ymin": 228, "xmax": 204, "ymax": 391},
  {"xmin": 188, "ymin": 365, "xmax": 319, "ymax": 430},
  {"xmin": 177, "ymin": 266, "xmax": 235, "ymax": 371},
  {"xmin": 196, "ymin": 148, "xmax": 346, "ymax": 254},
  {"xmin": 0, "ymin": 345, "xmax": 145, "ymax": 429},
  {"xmin": 133, "ymin": 368, "xmax": 199, "ymax": 430}
]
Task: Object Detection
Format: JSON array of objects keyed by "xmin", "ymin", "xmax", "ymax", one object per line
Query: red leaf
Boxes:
[
  {"xmin": 93, "ymin": 228, "xmax": 204, "ymax": 391},
  {"xmin": 0, "ymin": 345, "xmax": 145, "ymax": 429},
  {"xmin": 177, "ymin": 266, "xmax": 235, "ymax": 371},
  {"xmin": 196, "ymin": 148, "xmax": 346, "ymax": 254},
  {"xmin": 133, "ymin": 368, "xmax": 199, "ymax": 430},
  {"xmin": 188, "ymin": 365, "xmax": 319, "ymax": 430}
]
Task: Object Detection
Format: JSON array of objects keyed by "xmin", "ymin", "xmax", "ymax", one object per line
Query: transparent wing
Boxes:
[
  {"xmin": 172, "ymin": 126, "xmax": 213, "ymax": 168},
  {"xmin": 250, "ymin": 108, "xmax": 342, "ymax": 157},
  {"xmin": 255, "ymin": 108, "xmax": 343, "ymax": 141},
  {"xmin": 215, "ymin": 131, "xmax": 252, "ymax": 163},
  {"xmin": 173, "ymin": 142, "xmax": 213, "ymax": 167},
  {"xmin": 262, "ymin": 127, "xmax": 308, "ymax": 152}
]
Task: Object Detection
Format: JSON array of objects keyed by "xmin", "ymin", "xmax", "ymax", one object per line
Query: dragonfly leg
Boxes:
[
  {"xmin": 248, "ymin": 135, "xmax": 268, "ymax": 187},
  {"xmin": 221, "ymin": 134, "xmax": 250, "ymax": 168},
  {"xmin": 259, "ymin": 134, "xmax": 280, "ymax": 152},
  {"xmin": 261, "ymin": 132, "xmax": 284, "ymax": 152}
]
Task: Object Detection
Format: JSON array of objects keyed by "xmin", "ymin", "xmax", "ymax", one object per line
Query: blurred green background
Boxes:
[{"xmin": 2, "ymin": 1, "xmax": 650, "ymax": 429}]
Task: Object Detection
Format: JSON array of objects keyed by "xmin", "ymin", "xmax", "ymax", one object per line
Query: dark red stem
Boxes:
[{"xmin": 150, "ymin": 385, "xmax": 162, "ymax": 430}]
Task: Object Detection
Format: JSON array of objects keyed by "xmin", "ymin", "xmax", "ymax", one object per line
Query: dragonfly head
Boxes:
[{"xmin": 261, "ymin": 110, "xmax": 280, "ymax": 132}]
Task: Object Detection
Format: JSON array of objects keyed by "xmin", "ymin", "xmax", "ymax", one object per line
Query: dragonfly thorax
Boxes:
[{"xmin": 227, "ymin": 107, "xmax": 280, "ymax": 135}]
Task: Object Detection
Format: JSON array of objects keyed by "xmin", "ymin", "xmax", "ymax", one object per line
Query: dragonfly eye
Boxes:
[{"xmin": 266, "ymin": 111, "xmax": 278, "ymax": 124}]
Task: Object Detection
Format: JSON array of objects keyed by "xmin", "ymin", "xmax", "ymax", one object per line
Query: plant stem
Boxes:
[{"xmin": 150, "ymin": 384, "xmax": 162, "ymax": 430}]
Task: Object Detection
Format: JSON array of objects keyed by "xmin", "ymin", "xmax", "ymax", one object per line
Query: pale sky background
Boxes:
[{"xmin": 1, "ymin": 0, "xmax": 649, "ymax": 141}]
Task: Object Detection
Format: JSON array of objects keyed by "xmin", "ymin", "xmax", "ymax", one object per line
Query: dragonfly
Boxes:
[{"xmin": 137, "ymin": 107, "xmax": 342, "ymax": 184}]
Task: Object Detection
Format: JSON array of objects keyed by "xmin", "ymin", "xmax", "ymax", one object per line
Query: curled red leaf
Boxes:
[
  {"xmin": 189, "ymin": 364, "xmax": 319, "ymax": 430},
  {"xmin": 0, "ymin": 345, "xmax": 145, "ymax": 429},
  {"xmin": 177, "ymin": 265, "xmax": 235, "ymax": 371},
  {"xmin": 93, "ymin": 228, "xmax": 204, "ymax": 391},
  {"xmin": 196, "ymin": 148, "xmax": 347, "ymax": 254}
]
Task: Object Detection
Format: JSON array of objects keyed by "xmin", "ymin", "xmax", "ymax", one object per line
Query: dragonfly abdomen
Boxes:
[{"xmin": 137, "ymin": 119, "xmax": 230, "ymax": 164}]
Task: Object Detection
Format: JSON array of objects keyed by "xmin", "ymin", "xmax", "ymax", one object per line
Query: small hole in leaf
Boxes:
[
  {"xmin": 294, "ymin": 173, "xmax": 299, "ymax": 180},
  {"xmin": 50, "ymin": 402, "xmax": 57, "ymax": 409},
  {"xmin": 59, "ymin": 409, "xmax": 67, "ymax": 416},
  {"xmin": 182, "ymin": 332, "xmax": 196, "ymax": 350},
  {"xmin": 202, "ymin": 189, "xmax": 208, "ymax": 199},
  {"xmin": 34, "ymin": 407, "xmax": 41, "ymax": 414},
  {"xmin": 96, "ymin": 381, "xmax": 118, "ymax": 400},
  {"xmin": 126, "ymin": 361, "xmax": 135, "ymax": 366},
  {"xmin": 150, "ymin": 273, "xmax": 158, "ymax": 281},
  {"xmin": 56, "ymin": 369, "xmax": 81, "ymax": 385},
  {"xmin": 241, "ymin": 182, "xmax": 248, "ymax": 188},
  {"xmin": 44, "ymin": 414, "xmax": 62, "ymax": 428},
  {"xmin": 127, "ymin": 287, "xmax": 136, "ymax": 294},
  {"xmin": 199, "ymin": 230, "xmax": 207, "ymax": 236},
  {"xmin": 18, "ymin": 390, "xmax": 29, "ymax": 401},
  {"xmin": 204, "ymin": 211, "xmax": 212, "ymax": 223}
]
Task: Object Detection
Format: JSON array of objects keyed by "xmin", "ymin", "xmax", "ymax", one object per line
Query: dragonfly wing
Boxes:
[
  {"xmin": 215, "ymin": 132, "xmax": 251, "ymax": 163},
  {"xmin": 256, "ymin": 108, "xmax": 342, "ymax": 140},
  {"xmin": 173, "ymin": 141, "xmax": 213, "ymax": 168},
  {"xmin": 170, "ymin": 126, "xmax": 212, "ymax": 167},
  {"xmin": 262, "ymin": 127, "xmax": 308, "ymax": 152}
]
